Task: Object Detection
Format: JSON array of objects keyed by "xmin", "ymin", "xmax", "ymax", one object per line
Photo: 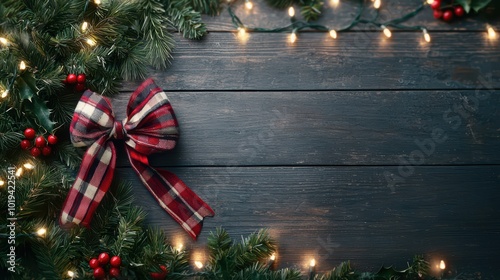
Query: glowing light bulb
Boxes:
[
  {"xmin": 422, "ymin": 29, "xmax": 431, "ymax": 42},
  {"xmin": 439, "ymin": 260, "xmax": 446, "ymax": 270},
  {"xmin": 86, "ymin": 38, "xmax": 96, "ymax": 46},
  {"xmin": 19, "ymin": 61, "xmax": 26, "ymax": 70},
  {"xmin": 0, "ymin": 180, "xmax": 5, "ymax": 186},
  {"xmin": 329, "ymin": 29, "xmax": 337, "ymax": 39},
  {"xmin": 290, "ymin": 32, "xmax": 297, "ymax": 43},
  {"xmin": 1, "ymin": 89, "xmax": 8, "ymax": 99},
  {"xmin": 245, "ymin": 0, "xmax": 253, "ymax": 10},
  {"xmin": 331, "ymin": 0, "xmax": 339, "ymax": 6},
  {"xmin": 426, "ymin": 0, "xmax": 434, "ymax": 4},
  {"xmin": 487, "ymin": 26, "xmax": 496, "ymax": 39},
  {"xmin": 67, "ymin": 271, "xmax": 75, "ymax": 278},
  {"xmin": 15, "ymin": 167, "xmax": 23, "ymax": 177},
  {"xmin": 37, "ymin": 227, "xmax": 47, "ymax": 236},
  {"xmin": 94, "ymin": 0, "xmax": 101, "ymax": 4},
  {"xmin": 194, "ymin": 261, "xmax": 203, "ymax": 269},
  {"xmin": 176, "ymin": 243, "xmax": 183, "ymax": 252},
  {"xmin": 238, "ymin": 27, "xmax": 246, "ymax": 36},
  {"xmin": 0, "ymin": 37, "xmax": 8, "ymax": 45},
  {"xmin": 81, "ymin": 21, "xmax": 89, "ymax": 32},
  {"xmin": 381, "ymin": 25, "xmax": 391, "ymax": 38},
  {"xmin": 23, "ymin": 163, "xmax": 35, "ymax": 170},
  {"xmin": 310, "ymin": 258, "xmax": 316, "ymax": 267},
  {"xmin": 374, "ymin": 0, "xmax": 381, "ymax": 9},
  {"xmin": 270, "ymin": 253, "xmax": 276, "ymax": 261},
  {"xmin": 288, "ymin": 7, "xmax": 295, "ymax": 17}
]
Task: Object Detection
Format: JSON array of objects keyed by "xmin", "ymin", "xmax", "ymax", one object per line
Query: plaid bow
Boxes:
[{"xmin": 60, "ymin": 79, "xmax": 214, "ymax": 239}]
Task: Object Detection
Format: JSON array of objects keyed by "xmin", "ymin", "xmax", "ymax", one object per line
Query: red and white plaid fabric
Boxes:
[{"xmin": 60, "ymin": 79, "xmax": 214, "ymax": 239}]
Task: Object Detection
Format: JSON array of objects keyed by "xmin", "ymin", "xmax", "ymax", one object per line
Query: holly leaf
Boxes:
[
  {"xmin": 24, "ymin": 94, "xmax": 56, "ymax": 133},
  {"xmin": 471, "ymin": 0, "xmax": 492, "ymax": 12},
  {"xmin": 17, "ymin": 74, "xmax": 38, "ymax": 101},
  {"xmin": 456, "ymin": 0, "xmax": 472, "ymax": 13}
]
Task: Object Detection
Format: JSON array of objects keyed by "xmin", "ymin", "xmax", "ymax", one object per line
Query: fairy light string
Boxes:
[{"xmin": 229, "ymin": 0, "xmax": 431, "ymax": 42}]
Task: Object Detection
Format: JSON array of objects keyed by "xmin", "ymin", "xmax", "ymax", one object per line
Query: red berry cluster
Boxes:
[
  {"xmin": 21, "ymin": 128, "xmax": 57, "ymax": 157},
  {"xmin": 150, "ymin": 265, "xmax": 168, "ymax": 280},
  {"xmin": 431, "ymin": 0, "xmax": 465, "ymax": 22},
  {"xmin": 89, "ymin": 253, "xmax": 121, "ymax": 279},
  {"xmin": 64, "ymin": 73, "xmax": 87, "ymax": 92}
]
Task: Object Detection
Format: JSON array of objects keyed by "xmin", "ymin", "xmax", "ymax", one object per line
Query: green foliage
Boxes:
[
  {"xmin": 456, "ymin": 0, "xmax": 492, "ymax": 13},
  {"xmin": 300, "ymin": 0, "xmax": 324, "ymax": 22},
  {"xmin": 165, "ymin": 1, "xmax": 209, "ymax": 40},
  {"xmin": 189, "ymin": 0, "xmax": 222, "ymax": 16},
  {"xmin": 317, "ymin": 261, "xmax": 354, "ymax": 280},
  {"xmin": 202, "ymin": 228, "xmax": 302, "ymax": 279}
]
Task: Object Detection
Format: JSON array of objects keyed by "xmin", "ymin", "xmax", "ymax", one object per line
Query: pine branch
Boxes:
[
  {"xmin": 16, "ymin": 163, "xmax": 70, "ymax": 221},
  {"xmin": 318, "ymin": 261, "xmax": 355, "ymax": 280},
  {"xmin": 234, "ymin": 229, "xmax": 276, "ymax": 270},
  {"xmin": 55, "ymin": 141, "xmax": 83, "ymax": 170},
  {"xmin": 137, "ymin": 0, "xmax": 175, "ymax": 69},
  {"xmin": 188, "ymin": 0, "xmax": 222, "ymax": 16},
  {"xmin": 208, "ymin": 227, "xmax": 233, "ymax": 255},
  {"xmin": 300, "ymin": 0, "xmax": 323, "ymax": 22},
  {"xmin": 111, "ymin": 206, "xmax": 146, "ymax": 257},
  {"xmin": 166, "ymin": 2, "xmax": 208, "ymax": 40},
  {"xmin": 30, "ymin": 222, "xmax": 84, "ymax": 279}
]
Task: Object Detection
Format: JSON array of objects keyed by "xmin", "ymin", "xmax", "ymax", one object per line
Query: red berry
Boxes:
[
  {"xmin": 454, "ymin": 5, "xmax": 465, "ymax": 17},
  {"xmin": 47, "ymin": 135, "xmax": 58, "ymax": 145},
  {"xmin": 150, "ymin": 265, "xmax": 168, "ymax": 279},
  {"xmin": 109, "ymin": 267, "xmax": 120, "ymax": 278},
  {"xmin": 443, "ymin": 9, "xmax": 453, "ymax": 21},
  {"xmin": 150, "ymin": 272, "xmax": 164, "ymax": 280},
  {"xmin": 20, "ymin": 139, "xmax": 31, "ymax": 150},
  {"xmin": 77, "ymin": 74, "xmax": 86, "ymax": 84},
  {"xmin": 98, "ymin": 252, "xmax": 110, "ymax": 265},
  {"xmin": 89, "ymin": 258, "xmax": 100, "ymax": 269},
  {"xmin": 67, "ymin": 74, "xmax": 77, "ymax": 84},
  {"xmin": 24, "ymin": 128, "xmax": 36, "ymax": 140},
  {"xmin": 30, "ymin": 147, "xmax": 41, "ymax": 157},
  {"xmin": 42, "ymin": 146, "xmax": 52, "ymax": 156},
  {"xmin": 110, "ymin": 256, "xmax": 121, "ymax": 267},
  {"xmin": 430, "ymin": 0, "xmax": 440, "ymax": 10},
  {"xmin": 93, "ymin": 267, "xmax": 106, "ymax": 279},
  {"xmin": 433, "ymin": 9, "xmax": 443, "ymax": 19},
  {"xmin": 35, "ymin": 136, "xmax": 46, "ymax": 148},
  {"xmin": 75, "ymin": 83, "xmax": 86, "ymax": 92}
]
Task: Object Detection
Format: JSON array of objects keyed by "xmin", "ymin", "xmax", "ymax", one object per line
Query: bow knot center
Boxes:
[{"xmin": 112, "ymin": 120, "xmax": 126, "ymax": 140}]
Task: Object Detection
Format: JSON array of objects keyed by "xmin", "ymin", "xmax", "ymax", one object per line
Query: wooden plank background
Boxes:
[{"xmin": 113, "ymin": 0, "xmax": 500, "ymax": 277}]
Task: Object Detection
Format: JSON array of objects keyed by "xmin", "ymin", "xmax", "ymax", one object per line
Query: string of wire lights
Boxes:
[{"xmin": 229, "ymin": 0, "xmax": 497, "ymax": 43}]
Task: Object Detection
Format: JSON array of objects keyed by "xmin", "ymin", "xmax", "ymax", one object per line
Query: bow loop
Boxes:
[
  {"xmin": 70, "ymin": 90, "xmax": 116, "ymax": 147},
  {"xmin": 61, "ymin": 79, "xmax": 214, "ymax": 240},
  {"xmin": 123, "ymin": 80, "xmax": 179, "ymax": 155}
]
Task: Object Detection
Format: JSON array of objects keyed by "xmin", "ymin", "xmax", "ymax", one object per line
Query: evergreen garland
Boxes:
[
  {"xmin": 0, "ymin": 0, "xmax": 478, "ymax": 279},
  {"xmin": 0, "ymin": 0, "xmax": 219, "ymax": 277}
]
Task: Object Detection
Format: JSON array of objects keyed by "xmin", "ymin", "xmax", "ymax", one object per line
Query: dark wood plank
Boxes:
[
  {"xmin": 123, "ymin": 32, "xmax": 500, "ymax": 91},
  {"xmin": 112, "ymin": 90, "xmax": 500, "ymax": 167},
  {"xmin": 117, "ymin": 166, "xmax": 500, "ymax": 276},
  {"xmin": 201, "ymin": 0, "xmax": 500, "ymax": 32}
]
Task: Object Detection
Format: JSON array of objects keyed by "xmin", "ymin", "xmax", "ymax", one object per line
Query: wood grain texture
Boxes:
[
  {"xmin": 122, "ymin": 32, "xmax": 500, "ymax": 91},
  {"xmin": 111, "ymin": 90, "xmax": 500, "ymax": 167},
  {"xmin": 109, "ymin": 1, "xmax": 500, "ymax": 277},
  {"xmin": 201, "ymin": 0, "xmax": 500, "ymax": 31},
  {"xmin": 117, "ymin": 166, "xmax": 500, "ymax": 276}
]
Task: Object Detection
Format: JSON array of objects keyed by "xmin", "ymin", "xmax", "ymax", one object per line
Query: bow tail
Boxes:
[
  {"xmin": 127, "ymin": 148, "xmax": 214, "ymax": 239},
  {"xmin": 60, "ymin": 137, "xmax": 117, "ymax": 227}
]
